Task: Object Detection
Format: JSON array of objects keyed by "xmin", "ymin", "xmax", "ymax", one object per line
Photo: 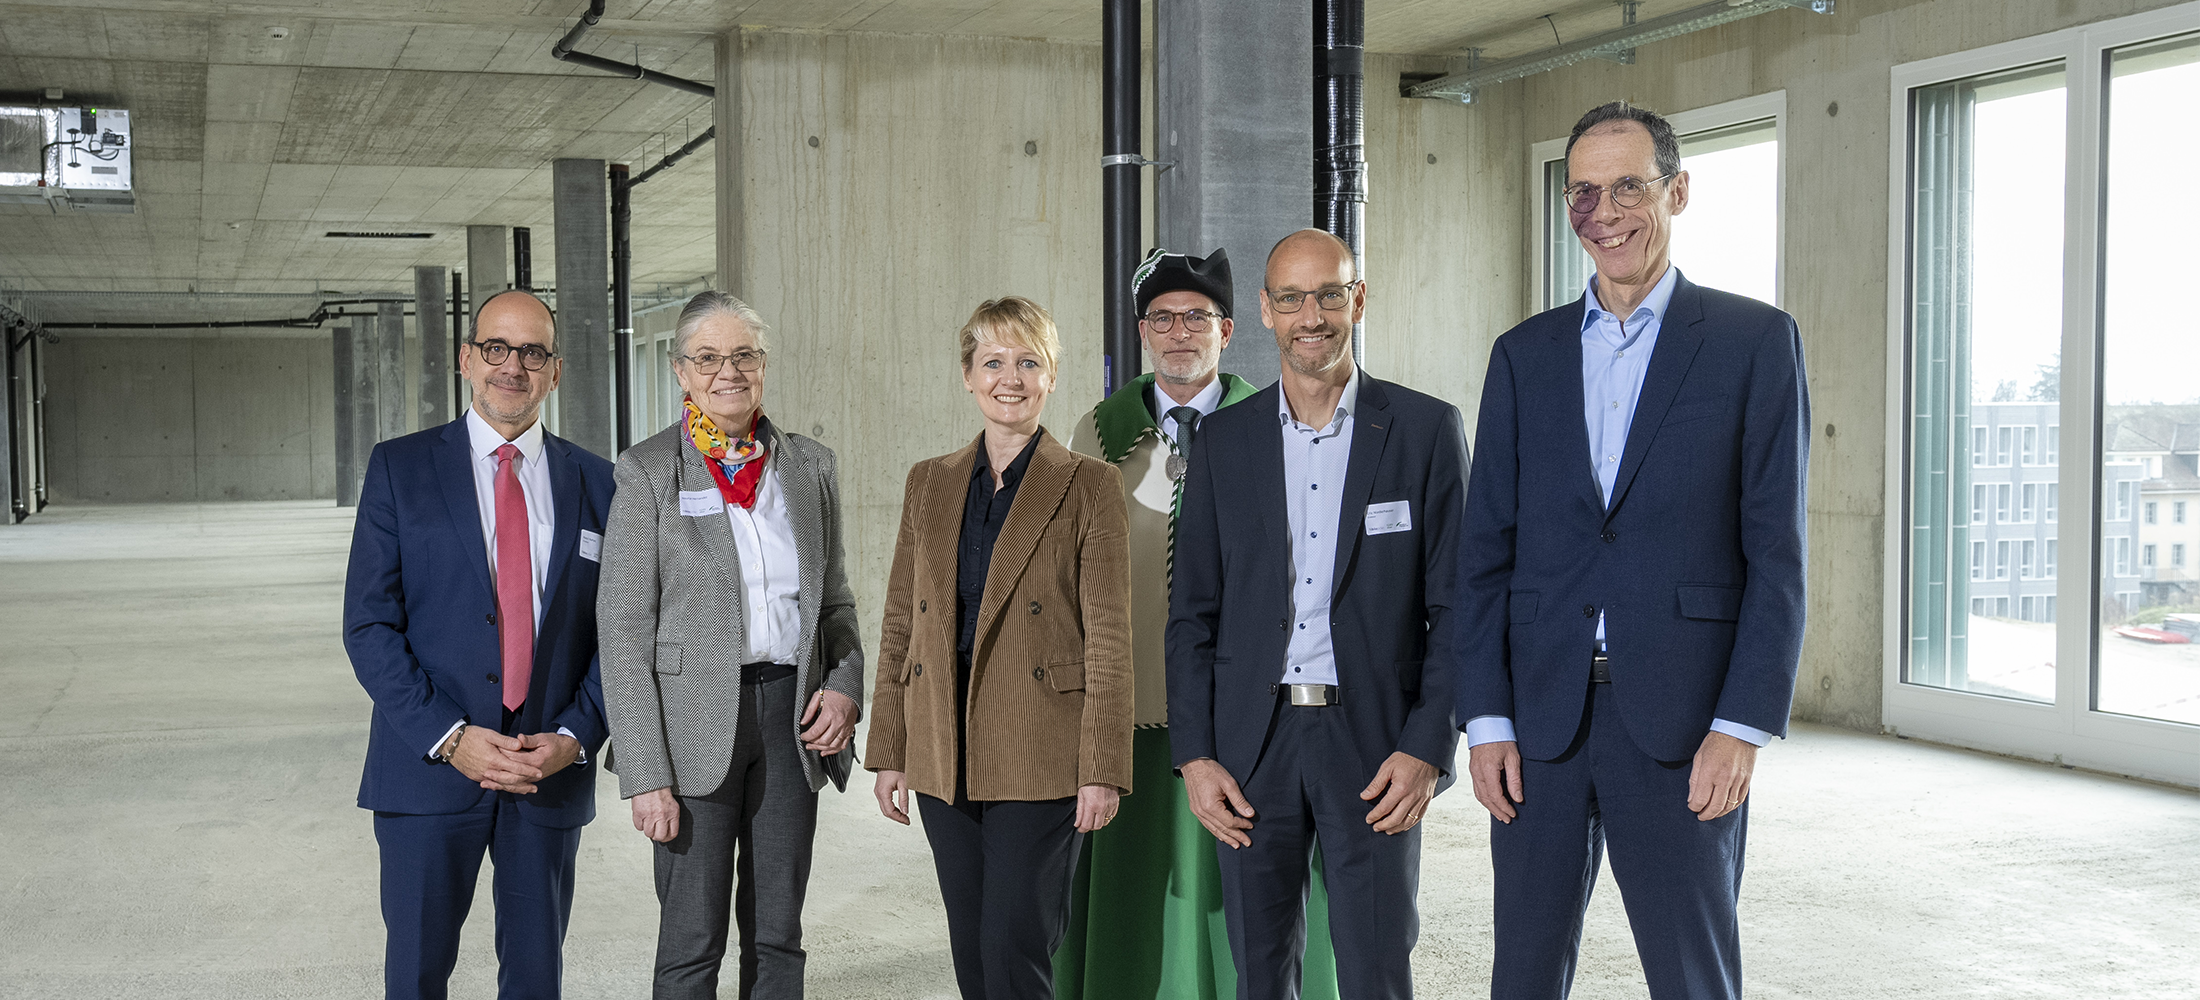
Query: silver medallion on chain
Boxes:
[{"xmin": 1166, "ymin": 453, "xmax": 1188, "ymax": 482}]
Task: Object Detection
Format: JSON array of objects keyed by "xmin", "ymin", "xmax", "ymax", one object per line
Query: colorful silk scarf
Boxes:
[{"xmin": 684, "ymin": 394, "xmax": 768, "ymax": 509}]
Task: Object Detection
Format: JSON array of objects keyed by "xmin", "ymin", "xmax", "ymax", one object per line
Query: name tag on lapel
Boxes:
[
  {"xmin": 1364, "ymin": 500, "xmax": 1412, "ymax": 535},
  {"xmin": 679, "ymin": 489, "xmax": 725, "ymax": 517},
  {"xmin": 578, "ymin": 529, "xmax": 603, "ymax": 562}
]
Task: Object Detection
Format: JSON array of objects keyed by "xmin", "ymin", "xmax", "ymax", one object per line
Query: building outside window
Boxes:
[{"xmin": 1892, "ymin": 8, "xmax": 2198, "ymax": 781}]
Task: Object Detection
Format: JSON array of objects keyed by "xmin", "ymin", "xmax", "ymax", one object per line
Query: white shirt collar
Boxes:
[
  {"xmin": 1151, "ymin": 375, "xmax": 1228, "ymax": 424},
  {"xmin": 1278, "ymin": 365, "xmax": 1361, "ymax": 433},
  {"xmin": 465, "ymin": 406, "xmax": 546, "ymax": 464}
]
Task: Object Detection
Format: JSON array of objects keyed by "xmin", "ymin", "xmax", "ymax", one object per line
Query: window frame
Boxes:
[
  {"xmin": 1881, "ymin": 3, "xmax": 2200, "ymax": 787},
  {"xmin": 1529, "ymin": 91, "xmax": 1787, "ymax": 314}
]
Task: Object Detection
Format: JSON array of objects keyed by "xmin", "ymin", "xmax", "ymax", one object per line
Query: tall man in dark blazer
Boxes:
[
  {"xmin": 1168, "ymin": 229, "xmax": 1467, "ymax": 1000},
  {"xmin": 345, "ymin": 290, "xmax": 616, "ymax": 1000},
  {"xmin": 1458, "ymin": 102, "xmax": 1811, "ymax": 1000}
]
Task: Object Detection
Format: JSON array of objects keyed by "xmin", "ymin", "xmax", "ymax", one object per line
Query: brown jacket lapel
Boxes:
[{"xmin": 975, "ymin": 432, "xmax": 1077, "ymax": 660}]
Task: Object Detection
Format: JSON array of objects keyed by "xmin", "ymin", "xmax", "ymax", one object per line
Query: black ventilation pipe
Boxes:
[
  {"xmin": 610, "ymin": 163, "xmax": 633, "ymax": 453},
  {"xmin": 514, "ymin": 227, "xmax": 533, "ymax": 291},
  {"xmin": 1314, "ymin": 0, "xmax": 1367, "ymax": 364},
  {"xmin": 551, "ymin": 0, "xmax": 716, "ymax": 98},
  {"xmin": 1101, "ymin": 0, "xmax": 1141, "ymax": 398}
]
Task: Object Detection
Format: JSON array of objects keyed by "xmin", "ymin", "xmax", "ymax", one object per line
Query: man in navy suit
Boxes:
[
  {"xmin": 1168, "ymin": 229, "xmax": 1467, "ymax": 1000},
  {"xmin": 1458, "ymin": 102, "xmax": 1810, "ymax": 1000},
  {"xmin": 344, "ymin": 290, "xmax": 616, "ymax": 1000}
]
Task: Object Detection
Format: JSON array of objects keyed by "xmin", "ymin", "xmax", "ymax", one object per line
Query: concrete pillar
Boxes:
[
  {"xmin": 714, "ymin": 33, "xmax": 744, "ymax": 296},
  {"xmin": 376, "ymin": 302, "xmax": 407, "ymax": 441},
  {"xmin": 333, "ymin": 325, "xmax": 357, "ymax": 506},
  {"xmin": 346, "ymin": 321, "xmax": 377, "ymax": 499},
  {"xmin": 414, "ymin": 266, "xmax": 450, "ymax": 428},
  {"xmin": 466, "ymin": 225, "xmax": 508, "ymax": 323},
  {"xmin": 1156, "ymin": 0, "xmax": 1313, "ymax": 388},
  {"xmin": 553, "ymin": 158, "xmax": 612, "ymax": 458}
]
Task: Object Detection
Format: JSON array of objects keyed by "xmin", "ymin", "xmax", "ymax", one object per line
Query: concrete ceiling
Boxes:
[{"xmin": 0, "ymin": 0, "xmax": 1705, "ymax": 319}]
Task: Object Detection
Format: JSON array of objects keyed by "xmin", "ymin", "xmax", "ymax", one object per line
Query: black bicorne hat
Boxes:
[{"xmin": 1132, "ymin": 247, "xmax": 1233, "ymax": 318}]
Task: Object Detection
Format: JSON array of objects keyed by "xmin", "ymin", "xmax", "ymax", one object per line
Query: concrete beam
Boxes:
[
  {"xmin": 346, "ymin": 321, "xmax": 376, "ymax": 502},
  {"xmin": 376, "ymin": 302, "xmax": 407, "ymax": 442},
  {"xmin": 466, "ymin": 225, "xmax": 508, "ymax": 319},
  {"xmin": 414, "ymin": 266, "xmax": 450, "ymax": 429},
  {"xmin": 553, "ymin": 158, "xmax": 612, "ymax": 459},
  {"xmin": 714, "ymin": 33, "xmax": 744, "ymax": 297},
  {"xmin": 333, "ymin": 325, "xmax": 356, "ymax": 507},
  {"xmin": 1156, "ymin": 0, "xmax": 1314, "ymax": 388}
]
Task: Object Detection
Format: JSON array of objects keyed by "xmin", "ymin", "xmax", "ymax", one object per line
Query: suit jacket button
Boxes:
[
  {"xmin": 1033, "ymin": 667, "xmax": 1045, "ymax": 680},
  {"xmin": 1029, "ymin": 601, "xmax": 1042, "ymax": 615},
  {"xmin": 487, "ymin": 673, "xmax": 499, "ymax": 683},
  {"xmin": 485, "ymin": 613, "xmax": 496, "ymax": 624},
  {"xmin": 914, "ymin": 663, "xmax": 923, "ymax": 677},
  {"xmin": 1582, "ymin": 605, "xmax": 1597, "ymax": 619},
  {"xmin": 919, "ymin": 600, "xmax": 927, "ymax": 613},
  {"xmin": 1601, "ymin": 531, "xmax": 1617, "ymax": 543},
  {"xmin": 1279, "ymin": 617, "xmax": 1289, "ymax": 629}
]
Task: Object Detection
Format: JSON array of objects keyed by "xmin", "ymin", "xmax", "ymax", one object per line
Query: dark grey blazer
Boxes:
[{"xmin": 599, "ymin": 418, "xmax": 865, "ymax": 796}]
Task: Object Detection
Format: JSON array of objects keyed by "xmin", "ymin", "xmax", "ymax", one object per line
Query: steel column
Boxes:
[{"xmin": 333, "ymin": 325, "xmax": 356, "ymax": 506}]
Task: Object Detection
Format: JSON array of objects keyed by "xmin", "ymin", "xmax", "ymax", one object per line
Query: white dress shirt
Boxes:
[
  {"xmin": 429, "ymin": 409, "xmax": 576, "ymax": 759},
  {"xmin": 1279, "ymin": 369, "xmax": 1361, "ymax": 687},
  {"xmin": 1154, "ymin": 376, "xmax": 1228, "ymax": 446},
  {"xmin": 722, "ymin": 456, "xmax": 804, "ymax": 666},
  {"xmin": 1463, "ymin": 269, "xmax": 1771, "ymax": 750}
]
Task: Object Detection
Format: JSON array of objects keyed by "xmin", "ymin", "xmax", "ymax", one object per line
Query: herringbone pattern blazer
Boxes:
[{"xmin": 598, "ymin": 419, "xmax": 866, "ymax": 797}]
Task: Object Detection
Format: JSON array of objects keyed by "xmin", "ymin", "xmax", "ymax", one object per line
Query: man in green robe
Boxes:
[{"xmin": 1057, "ymin": 247, "xmax": 1339, "ymax": 999}]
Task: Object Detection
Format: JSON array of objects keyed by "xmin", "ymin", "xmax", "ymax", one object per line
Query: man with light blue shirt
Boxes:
[
  {"xmin": 1456, "ymin": 102, "xmax": 1810, "ymax": 1000},
  {"xmin": 1169, "ymin": 229, "xmax": 1469, "ymax": 1000}
]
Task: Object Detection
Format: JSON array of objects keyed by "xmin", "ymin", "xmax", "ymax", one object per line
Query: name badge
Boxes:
[
  {"xmin": 1364, "ymin": 500, "xmax": 1412, "ymax": 535},
  {"xmin": 679, "ymin": 489, "xmax": 725, "ymax": 517},
  {"xmin": 578, "ymin": 529, "xmax": 603, "ymax": 563}
]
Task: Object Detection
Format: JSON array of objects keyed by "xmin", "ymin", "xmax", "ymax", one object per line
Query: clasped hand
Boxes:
[
  {"xmin": 446, "ymin": 727, "xmax": 580, "ymax": 796},
  {"xmin": 1181, "ymin": 752, "xmax": 1436, "ymax": 849}
]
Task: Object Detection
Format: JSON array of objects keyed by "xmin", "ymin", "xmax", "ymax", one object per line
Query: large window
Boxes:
[
  {"xmin": 1535, "ymin": 93, "xmax": 1783, "ymax": 311},
  {"xmin": 1889, "ymin": 5, "xmax": 2199, "ymax": 785}
]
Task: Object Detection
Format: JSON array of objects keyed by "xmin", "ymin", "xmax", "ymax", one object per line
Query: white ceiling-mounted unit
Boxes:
[{"xmin": 0, "ymin": 106, "xmax": 136, "ymax": 214}]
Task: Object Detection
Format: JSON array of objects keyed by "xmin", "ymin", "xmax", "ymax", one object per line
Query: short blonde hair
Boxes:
[{"xmin": 959, "ymin": 296, "xmax": 1060, "ymax": 373}]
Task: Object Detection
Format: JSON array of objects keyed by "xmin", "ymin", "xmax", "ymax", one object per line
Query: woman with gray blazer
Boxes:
[{"xmin": 598, "ymin": 291, "xmax": 865, "ymax": 1000}]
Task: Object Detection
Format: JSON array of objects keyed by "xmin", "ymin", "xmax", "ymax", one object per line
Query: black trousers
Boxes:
[
  {"xmin": 1216, "ymin": 703, "xmax": 1422, "ymax": 1000},
  {"xmin": 916, "ymin": 792, "xmax": 1082, "ymax": 1000},
  {"xmin": 1489, "ymin": 683, "xmax": 1748, "ymax": 1000},
  {"xmin": 651, "ymin": 673, "xmax": 820, "ymax": 1000}
]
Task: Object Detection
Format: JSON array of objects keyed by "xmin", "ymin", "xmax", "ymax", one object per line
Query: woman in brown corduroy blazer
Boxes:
[{"xmin": 867, "ymin": 296, "xmax": 1133, "ymax": 1000}]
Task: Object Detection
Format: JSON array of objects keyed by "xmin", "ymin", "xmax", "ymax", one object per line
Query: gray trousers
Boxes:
[{"xmin": 652, "ymin": 674, "xmax": 819, "ymax": 1000}]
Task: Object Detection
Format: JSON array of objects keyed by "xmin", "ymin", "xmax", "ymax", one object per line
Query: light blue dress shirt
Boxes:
[
  {"xmin": 1279, "ymin": 369, "xmax": 1361, "ymax": 687},
  {"xmin": 1466, "ymin": 268, "xmax": 1772, "ymax": 750}
]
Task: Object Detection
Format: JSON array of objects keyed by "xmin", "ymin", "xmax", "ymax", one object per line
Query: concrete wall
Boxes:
[
  {"xmin": 724, "ymin": 33, "xmax": 1530, "ymax": 675},
  {"xmin": 725, "ymin": 30, "xmax": 1110, "ymax": 655},
  {"xmin": 45, "ymin": 331, "xmax": 338, "ymax": 502},
  {"xmin": 1490, "ymin": 0, "xmax": 2193, "ymax": 730}
]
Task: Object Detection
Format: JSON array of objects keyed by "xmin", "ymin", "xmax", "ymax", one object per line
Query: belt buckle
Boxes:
[
  {"xmin": 1589, "ymin": 648, "xmax": 1612, "ymax": 684},
  {"xmin": 1287, "ymin": 684, "xmax": 1339, "ymax": 707}
]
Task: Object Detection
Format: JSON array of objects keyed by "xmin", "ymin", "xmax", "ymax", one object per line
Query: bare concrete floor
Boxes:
[{"xmin": 2, "ymin": 502, "xmax": 2195, "ymax": 999}]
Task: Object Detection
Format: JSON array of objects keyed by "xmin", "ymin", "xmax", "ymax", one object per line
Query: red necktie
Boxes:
[{"xmin": 494, "ymin": 443, "xmax": 533, "ymax": 712}]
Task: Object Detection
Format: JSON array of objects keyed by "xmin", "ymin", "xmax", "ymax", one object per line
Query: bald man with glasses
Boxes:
[
  {"xmin": 1167, "ymin": 230, "xmax": 1468, "ymax": 1000},
  {"xmin": 345, "ymin": 289, "xmax": 618, "ymax": 1000}
]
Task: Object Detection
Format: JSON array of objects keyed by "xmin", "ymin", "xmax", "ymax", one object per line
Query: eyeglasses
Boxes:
[
  {"xmin": 1561, "ymin": 173, "xmax": 1675, "ymax": 214},
  {"xmin": 471, "ymin": 339, "xmax": 556, "ymax": 371},
  {"xmin": 1265, "ymin": 281, "xmax": 1361, "ymax": 314},
  {"xmin": 1142, "ymin": 308, "xmax": 1220, "ymax": 333},
  {"xmin": 680, "ymin": 350, "xmax": 767, "ymax": 374}
]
